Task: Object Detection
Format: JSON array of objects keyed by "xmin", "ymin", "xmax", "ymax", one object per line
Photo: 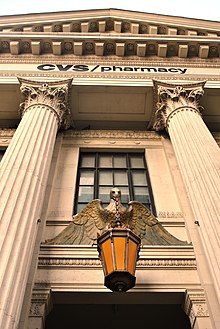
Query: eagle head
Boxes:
[{"xmin": 110, "ymin": 187, "xmax": 121, "ymax": 201}]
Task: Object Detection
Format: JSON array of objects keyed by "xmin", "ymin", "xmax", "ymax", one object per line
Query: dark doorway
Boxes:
[{"xmin": 45, "ymin": 292, "xmax": 191, "ymax": 329}]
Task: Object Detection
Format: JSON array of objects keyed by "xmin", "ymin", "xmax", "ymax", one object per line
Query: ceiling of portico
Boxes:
[
  {"xmin": 0, "ymin": 9, "xmax": 219, "ymax": 59},
  {"xmin": 0, "ymin": 82, "xmax": 220, "ymax": 131}
]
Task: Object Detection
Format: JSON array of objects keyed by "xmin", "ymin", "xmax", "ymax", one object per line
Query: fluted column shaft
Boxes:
[
  {"xmin": 153, "ymin": 81, "xmax": 220, "ymax": 307},
  {"xmin": 0, "ymin": 78, "xmax": 72, "ymax": 329}
]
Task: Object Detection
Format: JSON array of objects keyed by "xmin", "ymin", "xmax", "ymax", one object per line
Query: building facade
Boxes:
[{"xmin": 0, "ymin": 8, "xmax": 220, "ymax": 329}]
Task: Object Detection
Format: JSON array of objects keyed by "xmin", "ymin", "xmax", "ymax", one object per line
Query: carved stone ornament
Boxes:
[
  {"xmin": 29, "ymin": 286, "xmax": 52, "ymax": 318},
  {"xmin": 45, "ymin": 187, "xmax": 188, "ymax": 246},
  {"xmin": 18, "ymin": 77, "xmax": 73, "ymax": 130},
  {"xmin": 184, "ymin": 291, "xmax": 209, "ymax": 328},
  {"xmin": 66, "ymin": 129, "xmax": 160, "ymax": 139},
  {"xmin": 152, "ymin": 80, "xmax": 206, "ymax": 131},
  {"xmin": 29, "ymin": 302, "xmax": 45, "ymax": 317}
]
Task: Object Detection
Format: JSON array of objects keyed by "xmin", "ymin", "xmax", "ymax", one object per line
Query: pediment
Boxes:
[
  {"xmin": 0, "ymin": 8, "xmax": 219, "ymax": 35},
  {"xmin": 0, "ymin": 8, "xmax": 219, "ymax": 58}
]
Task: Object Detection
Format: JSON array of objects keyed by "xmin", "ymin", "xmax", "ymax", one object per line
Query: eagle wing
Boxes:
[
  {"xmin": 128, "ymin": 201, "xmax": 187, "ymax": 245},
  {"xmin": 45, "ymin": 199, "xmax": 107, "ymax": 245}
]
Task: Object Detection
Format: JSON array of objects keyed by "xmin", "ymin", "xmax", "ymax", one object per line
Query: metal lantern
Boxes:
[{"xmin": 97, "ymin": 226, "xmax": 141, "ymax": 292}]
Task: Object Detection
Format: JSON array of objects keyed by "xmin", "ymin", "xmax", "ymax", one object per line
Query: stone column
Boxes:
[
  {"xmin": 153, "ymin": 81, "xmax": 220, "ymax": 308},
  {"xmin": 0, "ymin": 78, "xmax": 72, "ymax": 329}
]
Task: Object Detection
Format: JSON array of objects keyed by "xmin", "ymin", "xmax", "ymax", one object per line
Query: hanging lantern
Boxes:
[{"xmin": 97, "ymin": 226, "xmax": 141, "ymax": 292}]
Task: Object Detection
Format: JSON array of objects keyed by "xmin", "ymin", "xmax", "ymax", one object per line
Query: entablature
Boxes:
[
  {"xmin": 38, "ymin": 244, "xmax": 196, "ymax": 270},
  {"xmin": 0, "ymin": 9, "xmax": 219, "ymax": 59}
]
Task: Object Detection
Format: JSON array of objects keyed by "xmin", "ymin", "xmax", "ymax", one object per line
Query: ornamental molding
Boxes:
[
  {"xmin": 0, "ymin": 36, "xmax": 220, "ymax": 59},
  {"xmin": 18, "ymin": 77, "xmax": 73, "ymax": 129},
  {"xmin": 64, "ymin": 129, "xmax": 161, "ymax": 140},
  {"xmin": 29, "ymin": 303, "xmax": 46, "ymax": 317},
  {"xmin": 1, "ymin": 56, "xmax": 220, "ymax": 67},
  {"xmin": 0, "ymin": 129, "xmax": 219, "ymax": 146},
  {"xmin": 29, "ymin": 287, "xmax": 52, "ymax": 317},
  {"xmin": 0, "ymin": 128, "xmax": 16, "ymax": 146},
  {"xmin": 152, "ymin": 80, "xmax": 206, "ymax": 131},
  {"xmin": 1, "ymin": 72, "xmax": 220, "ymax": 84},
  {"xmin": 0, "ymin": 9, "xmax": 220, "ymax": 59},
  {"xmin": 157, "ymin": 211, "xmax": 184, "ymax": 218},
  {"xmin": 38, "ymin": 257, "xmax": 196, "ymax": 269},
  {"xmin": 184, "ymin": 290, "xmax": 209, "ymax": 328},
  {"xmin": 39, "ymin": 245, "xmax": 196, "ymax": 269},
  {"xmin": 0, "ymin": 128, "xmax": 16, "ymax": 137},
  {"xmin": 1, "ymin": 70, "xmax": 220, "ymax": 86}
]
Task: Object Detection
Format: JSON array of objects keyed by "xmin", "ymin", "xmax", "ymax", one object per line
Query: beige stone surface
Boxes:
[
  {"xmin": 0, "ymin": 7, "xmax": 219, "ymax": 329},
  {"xmin": 0, "ymin": 79, "xmax": 72, "ymax": 329},
  {"xmin": 153, "ymin": 81, "xmax": 220, "ymax": 329}
]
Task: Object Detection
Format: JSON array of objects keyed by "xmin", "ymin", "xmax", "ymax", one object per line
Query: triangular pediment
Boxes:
[
  {"xmin": 0, "ymin": 8, "xmax": 219, "ymax": 58},
  {"xmin": 0, "ymin": 8, "xmax": 219, "ymax": 35}
]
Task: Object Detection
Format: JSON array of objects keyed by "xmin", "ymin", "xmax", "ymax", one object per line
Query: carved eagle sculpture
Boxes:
[{"xmin": 45, "ymin": 187, "xmax": 187, "ymax": 246}]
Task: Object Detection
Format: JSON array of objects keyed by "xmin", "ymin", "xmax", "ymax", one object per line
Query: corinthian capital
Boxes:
[
  {"xmin": 152, "ymin": 80, "xmax": 206, "ymax": 131},
  {"xmin": 18, "ymin": 78, "xmax": 73, "ymax": 129}
]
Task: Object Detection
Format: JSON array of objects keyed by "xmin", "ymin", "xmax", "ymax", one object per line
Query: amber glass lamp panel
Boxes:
[
  {"xmin": 100, "ymin": 238, "xmax": 114, "ymax": 275},
  {"xmin": 113, "ymin": 236, "xmax": 126, "ymax": 271},
  {"xmin": 127, "ymin": 238, "xmax": 138, "ymax": 275}
]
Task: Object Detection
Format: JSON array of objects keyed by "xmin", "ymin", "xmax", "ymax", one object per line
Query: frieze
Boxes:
[
  {"xmin": 64, "ymin": 130, "xmax": 161, "ymax": 140},
  {"xmin": 1, "ymin": 56, "xmax": 220, "ymax": 67},
  {"xmin": 157, "ymin": 211, "xmax": 184, "ymax": 218},
  {"xmin": 38, "ymin": 257, "xmax": 196, "ymax": 269},
  {"xmin": 37, "ymin": 63, "xmax": 187, "ymax": 74}
]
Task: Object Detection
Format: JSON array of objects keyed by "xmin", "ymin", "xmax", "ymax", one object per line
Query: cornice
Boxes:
[
  {"xmin": 0, "ymin": 33, "xmax": 219, "ymax": 59},
  {"xmin": 39, "ymin": 244, "xmax": 196, "ymax": 270},
  {"xmin": 0, "ymin": 9, "xmax": 219, "ymax": 60}
]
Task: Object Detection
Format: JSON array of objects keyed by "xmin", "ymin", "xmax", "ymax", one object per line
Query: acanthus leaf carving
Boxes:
[
  {"xmin": 18, "ymin": 78, "xmax": 73, "ymax": 130},
  {"xmin": 152, "ymin": 80, "xmax": 206, "ymax": 131}
]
